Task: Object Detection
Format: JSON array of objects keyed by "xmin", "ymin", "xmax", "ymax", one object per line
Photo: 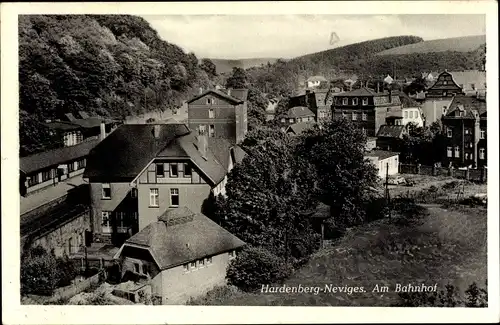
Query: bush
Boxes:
[
  {"xmin": 55, "ymin": 256, "xmax": 78, "ymax": 287},
  {"xmin": 21, "ymin": 246, "xmax": 58, "ymax": 296},
  {"xmin": 186, "ymin": 285, "xmax": 238, "ymax": 305},
  {"xmin": 397, "ymin": 282, "xmax": 487, "ymax": 307},
  {"xmin": 226, "ymin": 247, "xmax": 293, "ymax": 292}
]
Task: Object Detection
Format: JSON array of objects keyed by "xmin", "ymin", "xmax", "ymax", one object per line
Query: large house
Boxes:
[
  {"xmin": 441, "ymin": 95, "xmax": 487, "ymax": 168},
  {"xmin": 289, "ymin": 89, "xmax": 334, "ymax": 122},
  {"xmin": 448, "ymin": 70, "xmax": 486, "ymax": 96},
  {"xmin": 365, "ymin": 150, "xmax": 400, "ymax": 178},
  {"xmin": 280, "ymin": 106, "xmax": 316, "ymax": 130},
  {"xmin": 187, "ymin": 89, "xmax": 248, "ymax": 145},
  {"xmin": 113, "ymin": 207, "xmax": 245, "ymax": 304},
  {"xmin": 332, "ymin": 87, "xmax": 402, "ymax": 137},
  {"xmin": 399, "ymin": 92, "xmax": 425, "ymax": 127},
  {"xmin": 83, "ymin": 123, "xmax": 246, "ymax": 247},
  {"xmin": 421, "ymin": 71, "xmax": 466, "ymax": 124}
]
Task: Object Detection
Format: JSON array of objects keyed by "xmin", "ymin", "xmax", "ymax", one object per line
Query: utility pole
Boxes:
[{"xmin": 385, "ymin": 162, "xmax": 391, "ymax": 219}]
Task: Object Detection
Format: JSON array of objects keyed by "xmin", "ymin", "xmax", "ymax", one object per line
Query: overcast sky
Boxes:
[{"xmin": 143, "ymin": 14, "xmax": 485, "ymax": 59}]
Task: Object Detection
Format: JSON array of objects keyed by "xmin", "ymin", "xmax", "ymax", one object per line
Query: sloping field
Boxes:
[{"xmin": 376, "ymin": 35, "xmax": 486, "ymax": 56}]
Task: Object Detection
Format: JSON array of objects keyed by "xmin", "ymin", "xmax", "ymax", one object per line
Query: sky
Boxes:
[{"xmin": 143, "ymin": 14, "xmax": 485, "ymax": 60}]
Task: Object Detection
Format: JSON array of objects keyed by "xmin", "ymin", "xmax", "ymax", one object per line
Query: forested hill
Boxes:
[
  {"xmin": 246, "ymin": 35, "xmax": 485, "ymax": 96},
  {"xmin": 19, "ymin": 15, "xmax": 218, "ymax": 155}
]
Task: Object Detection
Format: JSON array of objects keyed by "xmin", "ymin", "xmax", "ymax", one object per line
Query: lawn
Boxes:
[{"xmin": 193, "ymin": 199, "xmax": 487, "ymax": 306}]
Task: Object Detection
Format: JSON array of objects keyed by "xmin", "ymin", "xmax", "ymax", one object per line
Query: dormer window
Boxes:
[{"xmin": 206, "ymin": 97, "xmax": 212, "ymax": 105}]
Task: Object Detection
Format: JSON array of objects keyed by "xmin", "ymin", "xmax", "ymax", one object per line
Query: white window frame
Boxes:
[
  {"xmin": 209, "ymin": 125, "xmax": 215, "ymax": 137},
  {"xmin": 209, "ymin": 108, "xmax": 215, "ymax": 119},
  {"xmin": 206, "ymin": 256, "xmax": 213, "ymax": 264},
  {"xmin": 102, "ymin": 183, "xmax": 111, "ymax": 199},
  {"xmin": 170, "ymin": 163, "xmax": 178, "ymax": 178},
  {"xmin": 281, "ymin": 118, "xmax": 286, "ymax": 123},
  {"xmin": 447, "ymin": 129, "xmax": 452, "ymax": 138},
  {"xmin": 150, "ymin": 188, "xmax": 159, "ymax": 207},
  {"xmin": 184, "ymin": 163, "xmax": 192, "ymax": 177},
  {"xmin": 156, "ymin": 163, "xmax": 165, "ymax": 178},
  {"xmin": 130, "ymin": 188, "xmax": 138, "ymax": 198},
  {"xmin": 198, "ymin": 258, "xmax": 205, "ymax": 268},
  {"xmin": 289, "ymin": 118, "xmax": 294, "ymax": 123},
  {"xmin": 116, "ymin": 212, "xmax": 128, "ymax": 233},
  {"xmin": 352, "ymin": 98, "xmax": 358, "ymax": 105},
  {"xmin": 480, "ymin": 130, "xmax": 485, "ymax": 139},
  {"xmin": 362, "ymin": 98, "xmax": 368, "ymax": 106},
  {"xmin": 206, "ymin": 97, "xmax": 212, "ymax": 105},
  {"xmin": 190, "ymin": 261, "xmax": 197, "ymax": 271},
  {"xmin": 454, "ymin": 147, "xmax": 460, "ymax": 158},
  {"xmin": 404, "ymin": 111, "xmax": 408, "ymax": 118},
  {"xmin": 447, "ymin": 147, "xmax": 453, "ymax": 158},
  {"xmin": 479, "ymin": 148, "xmax": 485, "ymax": 159},
  {"xmin": 342, "ymin": 98, "xmax": 348, "ymax": 105},
  {"xmin": 362, "ymin": 112, "xmax": 367, "ymax": 121},
  {"xmin": 199, "ymin": 125, "xmax": 206, "ymax": 134},
  {"xmin": 352, "ymin": 112, "xmax": 357, "ymax": 121},
  {"xmin": 102, "ymin": 211, "xmax": 111, "ymax": 233},
  {"xmin": 170, "ymin": 188, "xmax": 179, "ymax": 207}
]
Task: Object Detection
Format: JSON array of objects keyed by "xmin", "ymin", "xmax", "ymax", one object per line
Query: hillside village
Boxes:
[{"xmin": 19, "ymin": 15, "xmax": 488, "ymax": 307}]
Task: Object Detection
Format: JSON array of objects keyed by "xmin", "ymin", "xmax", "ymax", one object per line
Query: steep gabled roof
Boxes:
[
  {"xmin": 445, "ymin": 95, "xmax": 487, "ymax": 117},
  {"xmin": 120, "ymin": 208, "xmax": 245, "ymax": 270},
  {"xmin": 21, "ymin": 139, "xmax": 99, "ymax": 174},
  {"xmin": 376, "ymin": 125, "xmax": 407, "ymax": 138},
  {"xmin": 83, "ymin": 124, "xmax": 190, "ymax": 179},
  {"xmin": 287, "ymin": 106, "xmax": 315, "ymax": 118},
  {"xmin": 187, "ymin": 89, "xmax": 243, "ymax": 105}
]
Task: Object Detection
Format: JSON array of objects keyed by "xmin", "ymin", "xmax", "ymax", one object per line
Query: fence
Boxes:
[{"xmin": 399, "ymin": 163, "xmax": 487, "ymax": 183}]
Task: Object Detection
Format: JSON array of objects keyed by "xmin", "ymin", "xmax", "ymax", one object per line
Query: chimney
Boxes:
[
  {"xmin": 197, "ymin": 128, "xmax": 208, "ymax": 159},
  {"xmin": 100, "ymin": 121, "xmax": 106, "ymax": 141},
  {"xmin": 227, "ymin": 88, "xmax": 232, "ymax": 96},
  {"xmin": 199, "ymin": 87, "xmax": 203, "ymax": 95},
  {"xmin": 153, "ymin": 124, "xmax": 161, "ymax": 139}
]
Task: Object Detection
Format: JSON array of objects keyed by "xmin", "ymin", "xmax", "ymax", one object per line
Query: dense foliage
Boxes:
[
  {"xmin": 21, "ymin": 246, "xmax": 78, "ymax": 296},
  {"xmin": 19, "ymin": 15, "xmax": 215, "ymax": 155},
  {"xmin": 399, "ymin": 121, "xmax": 445, "ymax": 165},
  {"xmin": 226, "ymin": 247, "xmax": 293, "ymax": 292},
  {"xmin": 297, "ymin": 119, "xmax": 379, "ymax": 228},
  {"xmin": 397, "ymin": 282, "xmax": 487, "ymax": 307}
]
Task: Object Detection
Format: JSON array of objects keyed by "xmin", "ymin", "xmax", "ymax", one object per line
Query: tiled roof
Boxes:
[
  {"xmin": 338, "ymin": 87, "xmax": 377, "ymax": 97},
  {"xmin": 122, "ymin": 208, "xmax": 245, "ymax": 270},
  {"xmin": 365, "ymin": 150, "xmax": 400, "ymax": 161},
  {"xmin": 287, "ymin": 106, "xmax": 315, "ymax": 118},
  {"xmin": 187, "ymin": 89, "xmax": 244, "ymax": 104},
  {"xmin": 45, "ymin": 117, "xmax": 114, "ymax": 130},
  {"xmin": 228, "ymin": 89, "xmax": 249, "ymax": 101},
  {"xmin": 445, "ymin": 95, "xmax": 487, "ymax": 117},
  {"xmin": 376, "ymin": 125, "xmax": 406, "ymax": 138},
  {"xmin": 231, "ymin": 146, "xmax": 247, "ymax": 164},
  {"xmin": 83, "ymin": 124, "xmax": 190, "ymax": 179},
  {"xmin": 207, "ymin": 138, "xmax": 233, "ymax": 170},
  {"xmin": 44, "ymin": 121, "xmax": 81, "ymax": 131},
  {"xmin": 286, "ymin": 122, "xmax": 316, "ymax": 135},
  {"xmin": 447, "ymin": 70, "xmax": 486, "ymax": 88},
  {"xmin": 20, "ymin": 140, "xmax": 99, "ymax": 174}
]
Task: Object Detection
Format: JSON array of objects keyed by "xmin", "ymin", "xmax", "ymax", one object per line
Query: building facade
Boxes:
[
  {"xmin": 187, "ymin": 89, "xmax": 248, "ymax": 145},
  {"xmin": 332, "ymin": 88, "xmax": 402, "ymax": 137},
  {"xmin": 365, "ymin": 150, "xmax": 400, "ymax": 178},
  {"xmin": 441, "ymin": 96, "xmax": 487, "ymax": 168}
]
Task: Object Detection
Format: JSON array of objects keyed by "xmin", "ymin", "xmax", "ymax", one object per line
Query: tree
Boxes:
[
  {"xmin": 21, "ymin": 246, "xmax": 59, "ymax": 296},
  {"xmin": 400, "ymin": 122, "xmax": 444, "ymax": 165},
  {"xmin": 200, "ymin": 58, "xmax": 217, "ymax": 78},
  {"xmin": 246, "ymin": 88, "xmax": 268, "ymax": 130},
  {"xmin": 403, "ymin": 76, "xmax": 427, "ymax": 95},
  {"xmin": 297, "ymin": 119, "xmax": 378, "ymax": 228},
  {"xmin": 225, "ymin": 67, "xmax": 248, "ymax": 89},
  {"xmin": 216, "ymin": 127, "xmax": 319, "ymax": 263}
]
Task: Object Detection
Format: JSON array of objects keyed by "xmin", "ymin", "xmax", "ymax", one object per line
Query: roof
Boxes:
[
  {"xmin": 376, "ymin": 125, "xmax": 407, "ymax": 138},
  {"xmin": 307, "ymin": 76, "xmax": 327, "ymax": 82},
  {"xmin": 447, "ymin": 70, "xmax": 486, "ymax": 88},
  {"xmin": 71, "ymin": 117, "xmax": 114, "ymax": 129},
  {"xmin": 207, "ymin": 138, "xmax": 233, "ymax": 170},
  {"xmin": 187, "ymin": 89, "xmax": 244, "ymax": 105},
  {"xmin": 83, "ymin": 124, "xmax": 190, "ymax": 179},
  {"xmin": 45, "ymin": 117, "xmax": 114, "ymax": 130},
  {"xmin": 44, "ymin": 121, "xmax": 81, "ymax": 131},
  {"xmin": 445, "ymin": 95, "xmax": 487, "ymax": 117},
  {"xmin": 120, "ymin": 208, "xmax": 245, "ymax": 270},
  {"xmin": 228, "ymin": 89, "xmax": 249, "ymax": 101},
  {"xmin": 337, "ymin": 87, "xmax": 377, "ymax": 97},
  {"xmin": 365, "ymin": 150, "xmax": 400, "ymax": 160},
  {"xmin": 399, "ymin": 92, "xmax": 420, "ymax": 108},
  {"xmin": 231, "ymin": 146, "xmax": 247, "ymax": 164},
  {"xmin": 287, "ymin": 106, "xmax": 315, "ymax": 118},
  {"xmin": 286, "ymin": 122, "xmax": 316, "ymax": 135},
  {"xmin": 20, "ymin": 140, "xmax": 99, "ymax": 174}
]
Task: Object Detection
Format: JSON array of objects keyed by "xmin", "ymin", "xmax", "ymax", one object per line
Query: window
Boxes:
[
  {"xmin": 479, "ymin": 148, "xmax": 485, "ymax": 159},
  {"xmin": 362, "ymin": 98, "xmax": 368, "ymax": 106},
  {"xmin": 289, "ymin": 118, "xmax": 294, "ymax": 123},
  {"xmin": 206, "ymin": 257, "xmax": 213, "ymax": 264},
  {"xmin": 319, "ymin": 111, "xmax": 326, "ymax": 118},
  {"xmin": 68, "ymin": 162, "xmax": 76, "ymax": 173},
  {"xmin": 142, "ymin": 264, "xmax": 150, "ymax": 275},
  {"xmin": 170, "ymin": 188, "xmax": 179, "ymax": 207},
  {"xmin": 131, "ymin": 188, "xmax": 138, "ymax": 198},
  {"xmin": 404, "ymin": 111, "xmax": 408, "ymax": 118},
  {"xmin": 102, "ymin": 183, "xmax": 111, "ymax": 199},
  {"xmin": 470, "ymin": 153, "xmax": 474, "ymax": 160},
  {"xmin": 443, "ymin": 81, "xmax": 448, "ymax": 85},
  {"xmin": 447, "ymin": 147, "xmax": 452, "ymax": 158},
  {"xmin": 206, "ymin": 98, "xmax": 212, "ymax": 105},
  {"xmin": 352, "ymin": 112, "xmax": 357, "ymax": 121},
  {"xmin": 77, "ymin": 159, "xmax": 86, "ymax": 169},
  {"xmin": 170, "ymin": 163, "xmax": 178, "ymax": 177},
  {"xmin": 352, "ymin": 98, "xmax": 358, "ymax": 105},
  {"xmin": 281, "ymin": 118, "xmax": 286, "ymax": 123},
  {"xmin": 134, "ymin": 263, "xmax": 140, "ymax": 273},
  {"xmin": 454, "ymin": 147, "xmax": 460, "ymax": 158},
  {"xmin": 41, "ymin": 169, "xmax": 52, "ymax": 182},
  {"xmin": 156, "ymin": 163, "xmax": 165, "ymax": 178},
  {"xmin": 209, "ymin": 108, "xmax": 215, "ymax": 118},
  {"xmin": 228, "ymin": 250, "xmax": 236, "ymax": 260},
  {"xmin": 183, "ymin": 263, "xmax": 190, "ymax": 272},
  {"xmin": 362, "ymin": 113, "xmax": 367, "ymax": 121},
  {"xmin": 149, "ymin": 188, "xmax": 159, "ymax": 207},
  {"xmin": 415, "ymin": 111, "xmax": 419, "ymax": 118},
  {"xmin": 209, "ymin": 125, "xmax": 215, "ymax": 137},
  {"xmin": 471, "ymin": 83, "xmax": 475, "ymax": 90},
  {"xmin": 443, "ymin": 91, "xmax": 447, "ymax": 97},
  {"xmin": 341, "ymin": 112, "xmax": 346, "ymax": 118},
  {"xmin": 447, "ymin": 128, "xmax": 452, "ymax": 138},
  {"xmin": 459, "ymin": 110, "xmax": 466, "ymax": 117},
  {"xmin": 102, "ymin": 211, "xmax": 111, "ymax": 233},
  {"xmin": 409, "ymin": 111, "xmax": 414, "ymax": 118},
  {"xmin": 116, "ymin": 212, "xmax": 128, "ymax": 233},
  {"xmin": 480, "ymin": 130, "xmax": 485, "ymax": 139},
  {"xmin": 469, "ymin": 142, "xmax": 473, "ymax": 148},
  {"xmin": 198, "ymin": 259, "xmax": 205, "ymax": 268},
  {"xmin": 27, "ymin": 175, "xmax": 40, "ymax": 187},
  {"xmin": 190, "ymin": 261, "xmax": 197, "ymax": 270},
  {"xmin": 465, "ymin": 153, "xmax": 469, "ymax": 160},
  {"xmin": 184, "ymin": 163, "xmax": 192, "ymax": 177},
  {"xmin": 342, "ymin": 98, "xmax": 348, "ymax": 105},
  {"xmin": 464, "ymin": 128, "xmax": 469, "ymax": 135}
]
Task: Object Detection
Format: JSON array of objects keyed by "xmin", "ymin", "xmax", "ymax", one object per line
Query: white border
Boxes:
[{"xmin": 2, "ymin": 2, "xmax": 499, "ymax": 324}]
